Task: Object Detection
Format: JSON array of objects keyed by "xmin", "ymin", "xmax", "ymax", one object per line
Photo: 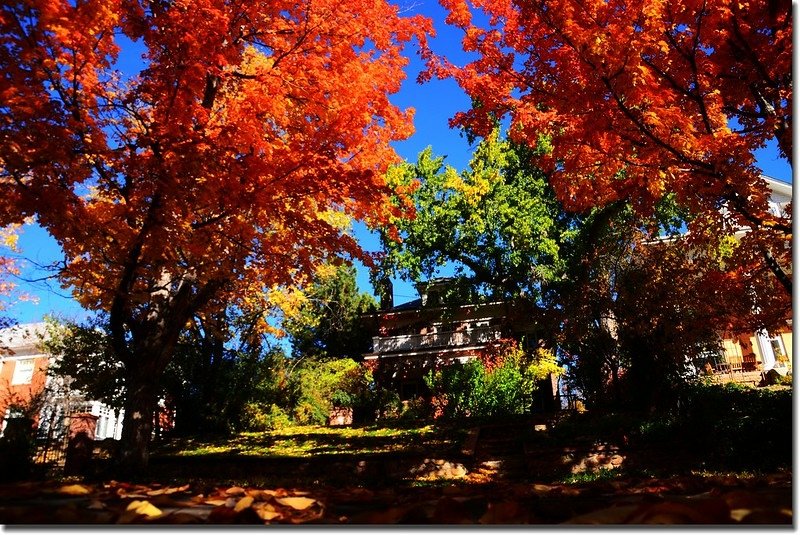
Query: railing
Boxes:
[{"xmin": 372, "ymin": 326, "xmax": 501, "ymax": 354}]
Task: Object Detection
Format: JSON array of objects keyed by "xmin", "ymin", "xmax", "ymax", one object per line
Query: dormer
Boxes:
[{"xmin": 415, "ymin": 278, "xmax": 455, "ymax": 307}]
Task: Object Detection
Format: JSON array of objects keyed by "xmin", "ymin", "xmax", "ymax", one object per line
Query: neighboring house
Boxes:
[
  {"xmin": 0, "ymin": 322, "xmax": 123, "ymax": 441},
  {"xmin": 708, "ymin": 328, "xmax": 792, "ymax": 381},
  {"xmin": 363, "ymin": 279, "xmax": 555, "ymax": 403},
  {"xmin": 366, "ymin": 176, "xmax": 792, "ymax": 398},
  {"xmin": 706, "ymin": 176, "xmax": 793, "ymax": 383}
]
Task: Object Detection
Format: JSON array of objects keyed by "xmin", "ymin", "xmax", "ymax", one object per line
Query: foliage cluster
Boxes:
[
  {"xmin": 675, "ymin": 382, "xmax": 792, "ymax": 471},
  {"xmin": 543, "ymin": 381, "xmax": 792, "ymax": 473},
  {"xmin": 380, "ymin": 131, "xmax": 572, "ymax": 301},
  {"xmin": 283, "ymin": 265, "xmax": 377, "ymax": 360},
  {"xmin": 433, "ymin": 0, "xmax": 792, "ymax": 302},
  {"xmin": 0, "ymin": 0, "xmax": 431, "ymax": 472},
  {"xmin": 239, "ymin": 357, "xmax": 377, "ymax": 431},
  {"xmin": 425, "ymin": 340, "xmax": 563, "ymax": 420},
  {"xmin": 380, "ymin": 131, "xmax": 755, "ymax": 413}
]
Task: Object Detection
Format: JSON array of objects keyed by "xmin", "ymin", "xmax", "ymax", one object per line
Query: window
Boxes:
[
  {"xmin": 11, "ymin": 358, "xmax": 35, "ymax": 385},
  {"xmin": 770, "ymin": 336, "xmax": 789, "ymax": 365}
]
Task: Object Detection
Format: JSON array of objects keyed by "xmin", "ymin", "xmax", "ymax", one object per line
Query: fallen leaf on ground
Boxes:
[
  {"xmin": 160, "ymin": 512, "xmax": 203, "ymax": 524},
  {"xmin": 55, "ymin": 484, "xmax": 92, "ymax": 495},
  {"xmin": 275, "ymin": 496, "xmax": 317, "ymax": 510},
  {"xmin": 479, "ymin": 501, "xmax": 526, "ymax": 524},
  {"xmin": 738, "ymin": 509, "xmax": 792, "ymax": 524},
  {"xmin": 350, "ymin": 506, "xmax": 410, "ymax": 524},
  {"xmin": 248, "ymin": 489, "xmax": 274, "ymax": 500},
  {"xmin": 225, "ymin": 486, "xmax": 246, "ymax": 496},
  {"xmin": 253, "ymin": 503, "xmax": 282, "ymax": 522},
  {"xmin": 625, "ymin": 500, "xmax": 730, "ymax": 524},
  {"xmin": 126, "ymin": 500, "xmax": 163, "ymax": 518},
  {"xmin": 531, "ymin": 484, "xmax": 556, "ymax": 494},
  {"xmin": 721, "ymin": 490, "xmax": 768, "ymax": 510},
  {"xmin": 147, "ymin": 484, "xmax": 190, "ymax": 496},
  {"xmin": 234, "ymin": 496, "xmax": 254, "ymax": 512},
  {"xmin": 431, "ymin": 497, "xmax": 473, "ymax": 524},
  {"xmin": 562, "ymin": 504, "xmax": 641, "ymax": 524},
  {"xmin": 87, "ymin": 500, "xmax": 106, "ymax": 510}
]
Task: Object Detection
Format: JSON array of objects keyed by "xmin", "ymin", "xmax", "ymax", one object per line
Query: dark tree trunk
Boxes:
[
  {"xmin": 118, "ymin": 362, "xmax": 160, "ymax": 476},
  {"xmin": 108, "ymin": 273, "xmax": 224, "ymax": 474}
]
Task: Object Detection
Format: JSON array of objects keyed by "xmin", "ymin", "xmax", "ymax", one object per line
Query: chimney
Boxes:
[{"xmin": 378, "ymin": 277, "xmax": 394, "ymax": 310}]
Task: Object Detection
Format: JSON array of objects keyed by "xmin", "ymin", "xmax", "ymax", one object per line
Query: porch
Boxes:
[{"xmin": 371, "ymin": 326, "xmax": 502, "ymax": 355}]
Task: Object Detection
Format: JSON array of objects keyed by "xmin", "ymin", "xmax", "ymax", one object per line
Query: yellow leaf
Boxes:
[
  {"xmin": 254, "ymin": 503, "xmax": 282, "ymax": 521},
  {"xmin": 234, "ymin": 496, "xmax": 254, "ymax": 512},
  {"xmin": 126, "ymin": 500, "xmax": 163, "ymax": 518},
  {"xmin": 56, "ymin": 484, "xmax": 92, "ymax": 496},
  {"xmin": 225, "ymin": 486, "xmax": 247, "ymax": 496},
  {"xmin": 146, "ymin": 484, "xmax": 190, "ymax": 496},
  {"xmin": 275, "ymin": 496, "xmax": 317, "ymax": 510}
]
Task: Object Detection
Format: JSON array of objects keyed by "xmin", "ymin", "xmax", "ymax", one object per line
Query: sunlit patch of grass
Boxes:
[
  {"xmin": 689, "ymin": 469, "xmax": 761, "ymax": 480},
  {"xmin": 559, "ymin": 468, "xmax": 621, "ymax": 485},
  {"xmin": 159, "ymin": 423, "xmax": 461, "ymax": 459}
]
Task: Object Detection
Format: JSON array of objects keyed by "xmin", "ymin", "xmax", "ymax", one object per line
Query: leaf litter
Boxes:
[{"xmin": 0, "ymin": 472, "xmax": 791, "ymax": 525}]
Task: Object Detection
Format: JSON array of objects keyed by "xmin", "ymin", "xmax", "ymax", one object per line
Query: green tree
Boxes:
[
  {"xmin": 162, "ymin": 310, "xmax": 286, "ymax": 436},
  {"xmin": 284, "ymin": 264, "xmax": 377, "ymax": 360},
  {"xmin": 382, "ymin": 132, "xmax": 748, "ymax": 412},
  {"xmin": 380, "ymin": 130, "xmax": 574, "ymax": 303},
  {"xmin": 43, "ymin": 315, "xmax": 126, "ymax": 412},
  {"xmin": 44, "ymin": 310, "xmax": 287, "ymax": 436}
]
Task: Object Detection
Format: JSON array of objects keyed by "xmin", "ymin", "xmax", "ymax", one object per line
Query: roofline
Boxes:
[
  {"xmin": 762, "ymin": 175, "xmax": 793, "ymax": 196},
  {"xmin": 364, "ymin": 345, "xmax": 487, "ymax": 359},
  {"xmin": 363, "ymin": 300, "xmax": 510, "ymax": 319}
]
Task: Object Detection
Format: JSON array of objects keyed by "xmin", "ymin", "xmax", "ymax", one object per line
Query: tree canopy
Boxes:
[
  {"xmin": 427, "ymin": 0, "xmax": 791, "ymax": 302},
  {"xmin": 284, "ymin": 264, "xmax": 377, "ymax": 360},
  {"xmin": 0, "ymin": 0, "xmax": 429, "ymax": 471},
  {"xmin": 380, "ymin": 130, "xmax": 576, "ymax": 302}
]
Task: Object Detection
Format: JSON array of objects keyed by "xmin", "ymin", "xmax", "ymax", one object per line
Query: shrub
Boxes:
[
  {"xmin": 289, "ymin": 358, "xmax": 376, "ymax": 425},
  {"xmin": 241, "ymin": 403, "xmax": 292, "ymax": 431},
  {"xmin": 425, "ymin": 340, "xmax": 564, "ymax": 420},
  {"xmin": 675, "ymin": 381, "xmax": 792, "ymax": 471},
  {"xmin": 375, "ymin": 389, "xmax": 403, "ymax": 421}
]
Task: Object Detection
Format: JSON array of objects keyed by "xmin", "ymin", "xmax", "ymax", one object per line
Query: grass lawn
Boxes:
[
  {"xmin": 155, "ymin": 423, "xmax": 468, "ymax": 459},
  {"xmin": 3, "ymin": 414, "xmax": 788, "ymax": 525}
]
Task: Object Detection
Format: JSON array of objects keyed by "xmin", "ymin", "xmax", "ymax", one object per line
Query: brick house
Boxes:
[
  {"xmin": 0, "ymin": 322, "xmax": 123, "ymax": 441},
  {"xmin": 363, "ymin": 279, "xmax": 558, "ymax": 406},
  {"xmin": 0, "ymin": 323, "xmax": 51, "ymax": 432},
  {"xmin": 365, "ymin": 177, "xmax": 792, "ymax": 399}
]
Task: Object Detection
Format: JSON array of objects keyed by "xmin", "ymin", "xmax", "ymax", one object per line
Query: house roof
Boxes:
[
  {"xmin": 389, "ymin": 298, "xmax": 422, "ymax": 312},
  {"xmin": 0, "ymin": 322, "xmax": 50, "ymax": 355},
  {"xmin": 763, "ymin": 175, "xmax": 792, "ymax": 198}
]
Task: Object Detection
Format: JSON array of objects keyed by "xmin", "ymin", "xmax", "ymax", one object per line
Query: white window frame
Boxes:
[
  {"xmin": 769, "ymin": 335, "xmax": 789, "ymax": 366},
  {"xmin": 11, "ymin": 358, "xmax": 35, "ymax": 385}
]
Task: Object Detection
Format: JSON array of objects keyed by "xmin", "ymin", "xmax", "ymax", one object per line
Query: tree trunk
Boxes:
[
  {"xmin": 118, "ymin": 365, "xmax": 159, "ymax": 476},
  {"xmin": 109, "ymin": 277, "xmax": 223, "ymax": 474}
]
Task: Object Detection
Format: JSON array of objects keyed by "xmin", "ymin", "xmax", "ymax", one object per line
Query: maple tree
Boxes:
[
  {"xmin": 0, "ymin": 0, "xmax": 429, "ymax": 471},
  {"xmin": 557, "ymin": 203, "xmax": 742, "ymax": 409},
  {"xmin": 427, "ymin": 0, "xmax": 792, "ymax": 309},
  {"xmin": 0, "ymin": 226, "xmax": 24, "ymax": 330}
]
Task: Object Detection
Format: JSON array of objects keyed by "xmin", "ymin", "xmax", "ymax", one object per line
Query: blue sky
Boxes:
[{"xmin": 2, "ymin": 0, "xmax": 793, "ymax": 325}]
